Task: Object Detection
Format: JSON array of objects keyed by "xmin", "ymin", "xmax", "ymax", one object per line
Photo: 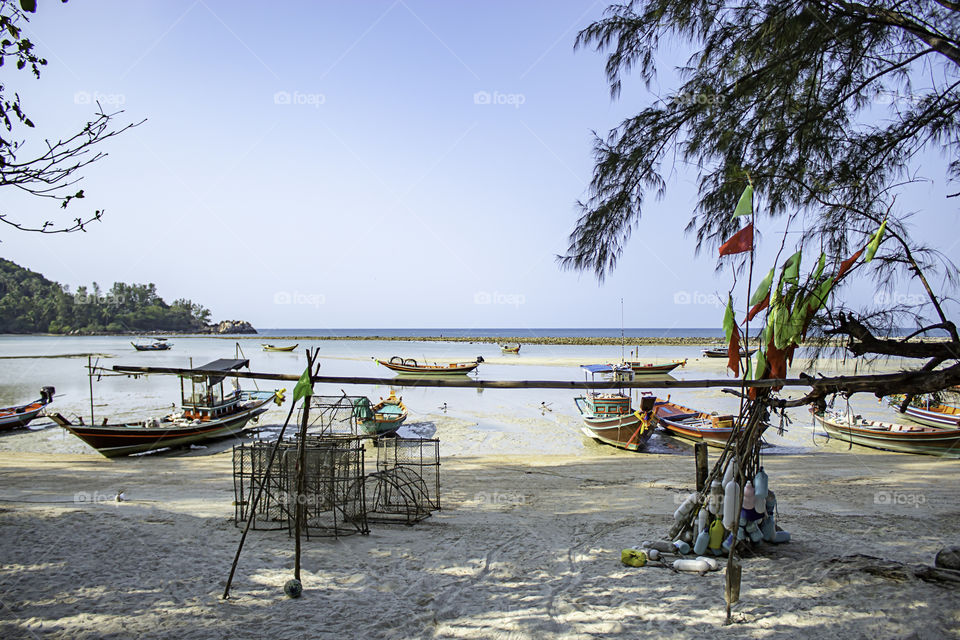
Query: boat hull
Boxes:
[
  {"xmin": 624, "ymin": 361, "xmax": 684, "ymax": 376},
  {"xmin": 702, "ymin": 348, "xmax": 756, "ymax": 359},
  {"xmin": 262, "ymin": 344, "xmax": 298, "ymax": 352},
  {"xmin": 53, "ymin": 396, "xmax": 273, "ymax": 458},
  {"xmin": 359, "ymin": 413, "xmax": 407, "ymax": 436},
  {"xmin": 892, "ymin": 403, "xmax": 960, "ymax": 429},
  {"xmin": 0, "ymin": 402, "xmax": 46, "ymax": 430},
  {"xmin": 574, "ymin": 396, "xmax": 653, "ymax": 451},
  {"xmin": 814, "ymin": 412, "xmax": 960, "ymax": 457},
  {"xmin": 376, "ymin": 359, "xmax": 479, "ymax": 376},
  {"xmin": 654, "ymin": 401, "xmax": 734, "ymax": 448}
]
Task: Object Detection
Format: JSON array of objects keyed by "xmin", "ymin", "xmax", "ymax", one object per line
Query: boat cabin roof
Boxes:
[
  {"xmin": 187, "ymin": 359, "xmax": 249, "ymax": 386},
  {"xmin": 581, "ymin": 364, "xmax": 616, "ymax": 374}
]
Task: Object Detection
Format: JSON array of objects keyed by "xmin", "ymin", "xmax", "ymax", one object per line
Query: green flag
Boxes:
[
  {"xmin": 732, "ymin": 185, "xmax": 753, "ymax": 219},
  {"xmin": 292, "ymin": 366, "xmax": 313, "ymax": 403},
  {"xmin": 723, "ymin": 295, "xmax": 736, "ymax": 343},
  {"xmin": 782, "ymin": 250, "xmax": 802, "ymax": 285},
  {"xmin": 865, "ymin": 219, "xmax": 887, "ymax": 262},
  {"xmin": 750, "ymin": 267, "xmax": 775, "ymax": 306}
]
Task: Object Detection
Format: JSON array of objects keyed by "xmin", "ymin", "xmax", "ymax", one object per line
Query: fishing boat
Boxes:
[
  {"xmin": 500, "ymin": 343, "xmax": 521, "ymax": 354},
  {"xmin": 702, "ymin": 345, "xmax": 757, "ymax": 358},
  {"xmin": 132, "ymin": 338, "xmax": 172, "ymax": 351},
  {"xmin": 352, "ymin": 390, "xmax": 408, "ymax": 436},
  {"xmin": 623, "ymin": 359, "xmax": 687, "ymax": 376},
  {"xmin": 374, "ymin": 356, "xmax": 483, "ymax": 376},
  {"xmin": 573, "ymin": 365, "xmax": 656, "ymax": 451},
  {"xmin": 262, "ymin": 343, "xmax": 298, "ymax": 352},
  {"xmin": 0, "ymin": 386, "xmax": 55, "ymax": 431},
  {"xmin": 50, "ymin": 359, "xmax": 282, "ymax": 458},
  {"xmin": 575, "ymin": 391, "xmax": 657, "ymax": 451},
  {"xmin": 886, "ymin": 397, "xmax": 960, "ymax": 429},
  {"xmin": 812, "ymin": 409, "xmax": 960, "ymax": 457},
  {"xmin": 654, "ymin": 400, "xmax": 736, "ymax": 448}
]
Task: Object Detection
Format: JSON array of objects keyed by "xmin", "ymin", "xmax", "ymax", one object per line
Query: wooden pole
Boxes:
[
  {"xmin": 223, "ymin": 399, "xmax": 298, "ymax": 599},
  {"xmin": 293, "ymin": 349, "xmax": 316, "ymax": 583},
  {"xmin": 111, "ymin": 363, "xmax": 960, "ymax": 396},
  {"xmin": 88, "ymin": 356, "xmax": 95, "ymax": 426},
  {"xmin": 694, "ymin": 442, "xmax": 708, "ymax": 492}
]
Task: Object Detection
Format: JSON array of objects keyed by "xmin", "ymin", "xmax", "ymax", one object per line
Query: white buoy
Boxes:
[
  {"xmin": 708, "ymin": 480, "xmax": 723, "ymax": 515},
  {"xmin": 723, "ymin": 480, "xmax": 739, "ymax": 530},
  {"xmin": 695, "ymin": 556, "xmax": 720, "ymax": 571},
  {"xmin": 673, "ymin": 558, "xmax": 711, "ymax": 573},
  {"xmin": 673, "ymin": 493, "xmax": 697, "ymax": 523},
  {"xmin": 698, "ymin": 507, "xmax": 709, "ymax": 533},
  {"xmin": 742, "ymin": 481, "xmax": 756, "ymax": 510},
  {"xmin": 722, "ymin": 455, "xmax": 737, "ymax": 486}
]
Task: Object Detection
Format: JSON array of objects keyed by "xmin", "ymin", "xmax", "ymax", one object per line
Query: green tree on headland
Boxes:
[
  {"xmin": 562, "ymin": 1, "xmax": 960, "ymax": 377},
  {"xmin": 0, "ymin": 258, "xmax": 210, "ymax": 333}
]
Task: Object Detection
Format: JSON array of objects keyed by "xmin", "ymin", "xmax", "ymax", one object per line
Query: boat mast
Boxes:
[
  {"xmin": 620, "ymin": 298, "xmax": 627, "ymax": 362},
  {"xmin": 88, "ymin": 355, "xmax": 95, "ymax": 425}
]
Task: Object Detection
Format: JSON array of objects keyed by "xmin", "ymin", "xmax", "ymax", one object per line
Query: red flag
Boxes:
[
  {"xmin": 718, "ymin": 223, "xmax": 754, "ymax": 256},
  {"xmin": 744, "ymin": 293, "xmax": 769, "ymax": 323},
  {"xmin": 727, "ymin": 323, "xmax": 742, "ymax": 377},
  {"xmin": 835, "ymin": 247, "xmax": 864, "ymax": 281}
]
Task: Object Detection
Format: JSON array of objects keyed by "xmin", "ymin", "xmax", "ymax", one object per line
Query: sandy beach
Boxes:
[
  {"xmin": 0, "ymin": 448, "xmax": 958, "ymax": 640},
  {"xmin": 1, "ymin": 336, "xmax": 958, "ymax": 638}
]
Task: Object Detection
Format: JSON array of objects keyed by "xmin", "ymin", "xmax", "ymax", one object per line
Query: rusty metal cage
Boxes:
[
  {"xmin": 365, "ymin": 437, "xmax": 441, "ymax": 525},
  {"xmin": 233, "ymin": 435, "xmax": 369, "ymax": 538}
]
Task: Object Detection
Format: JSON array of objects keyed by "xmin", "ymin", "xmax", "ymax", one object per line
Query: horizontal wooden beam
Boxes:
[{"xmin": 111, "ymin": 363, "xmax": 960, "ymax": 396}]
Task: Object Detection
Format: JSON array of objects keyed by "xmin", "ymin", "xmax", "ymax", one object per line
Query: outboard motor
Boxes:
[
  {"xmin": 476, "ymin": 356, "xmax": 485, "ymax": 363},
  {"xmin": 40, "ymin": 386, "xmax": 56, "ymax": 405}
]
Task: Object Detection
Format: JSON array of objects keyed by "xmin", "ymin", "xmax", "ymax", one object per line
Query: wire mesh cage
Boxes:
[
  {"xmin": 366, "ymin": 438, "xmax": 441, "ymax": 525},
  {"xmin": 233, "ymin": 436, "xmax": 369, "ymax": 538},
  {"xmin": 298, "ymin": 395, "xmax": 367, "ymax": 436}
]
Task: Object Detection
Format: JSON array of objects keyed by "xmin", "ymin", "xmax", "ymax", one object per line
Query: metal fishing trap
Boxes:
[
  {"xmin": 365, "ymin": 437, "xmax": 441, "ymax": 525},
  {"xmin": 233, "ymin": 435, "xmax": 369, "ymax": 538}
]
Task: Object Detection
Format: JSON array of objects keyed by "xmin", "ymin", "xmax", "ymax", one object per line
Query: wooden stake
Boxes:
[
  {"xmin": 293, "ymin": 349, "xmax": 316, "ymax": 583},
  {"xmin": 694, "ymin": 442, "xmax": 708, "ymax": 492}
]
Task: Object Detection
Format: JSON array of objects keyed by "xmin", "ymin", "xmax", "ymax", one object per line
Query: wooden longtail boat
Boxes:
[
  {"xmin": 262, "ymin": 343, "xmax": 298, "ymax": 352},
  {"xmin": 500, "ymin": 343, "xmax": 521, "ymax": 354},
  {"xmin": 51, "ymin": 359, "xmax": 282, "ymax": 458},
  {"xmin": 0, "ymin": 386, "xmax": 55, "ymax": 431},
  {"xmin": 812, "ymin": 409, "xmax": 960, "ymax": 457},
  {"xmin": 353, "ymin": 391, "xmax": 408, "ymax": 436},
  {"xmin": 623, "ymin": 359, "xmax": 686, "ymax": 375},
  {"xmin": 887, "ymin": 397, "xmax": 960, "ymax": 429},
  {"xmin": 654, "ymin": 400, "xmax": 736, "ymax": 448},
  {"xmin": 574, "ymin": 392, "xmax": 657, "ymax": 451},
  {"xmin": 132, "ymin": 339, "xmax": 172, "ymax": 351},
  {"xmin": 374, "ymin": 356, "xmax": 483, "ymax": 376},
  {"xmin": 702, "ymin": 346, "xmax": 757, "ymax": 358}
]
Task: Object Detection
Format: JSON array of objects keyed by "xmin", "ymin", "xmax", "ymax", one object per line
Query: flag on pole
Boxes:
[
  {"xmin": 732, "ymin": 185, "xmax": 753, "ymax": 218},
  {"xmin": 292, "ymin": 366, "xmax": 313, "ymax": 403},
  {"xmin": 718, "ymin": 223, "xmax": 754, "ymax": 256}
]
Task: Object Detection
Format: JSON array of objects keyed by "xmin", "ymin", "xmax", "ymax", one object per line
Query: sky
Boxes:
[{"xmin": 2, "ymin": 0, "xmax": 957, "ymax": 330}]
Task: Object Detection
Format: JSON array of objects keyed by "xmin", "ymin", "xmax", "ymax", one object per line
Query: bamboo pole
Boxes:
[
  {"xmin": 293, "ymin": 349, "xmax": 316, "ymax": 583},
  {"xmin": 111, "ymin": 364, "xmax": 960, "ymax": 396},
  {"xmin": 223, "ymin": 400, "xmax": 298, "ymax": 599}
]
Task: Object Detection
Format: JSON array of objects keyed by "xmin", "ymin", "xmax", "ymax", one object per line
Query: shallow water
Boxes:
[{"xmin": 0, "ymin": 334, "xmax": 917, "ymax": 458}]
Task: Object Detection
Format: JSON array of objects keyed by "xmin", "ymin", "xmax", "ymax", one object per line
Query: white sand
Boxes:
[{"xmin": 0, "ymin": 450, "xmax": 958, "ymax": 639}]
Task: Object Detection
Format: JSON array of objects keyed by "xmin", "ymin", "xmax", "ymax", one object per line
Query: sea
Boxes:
[{"xmin": 0, "ymin": 330, "xmax": 914, "ymax": 459}]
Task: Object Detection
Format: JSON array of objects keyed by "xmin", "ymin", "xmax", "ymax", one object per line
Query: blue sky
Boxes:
[{"xmin": 3, "ymin": 1, "xmax": 956, "ymax": 330}]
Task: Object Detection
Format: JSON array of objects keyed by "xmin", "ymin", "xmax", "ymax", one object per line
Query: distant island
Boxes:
[{"xmin": 0, "ymin": 258, "xmax": 256, "ymax": 335}]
